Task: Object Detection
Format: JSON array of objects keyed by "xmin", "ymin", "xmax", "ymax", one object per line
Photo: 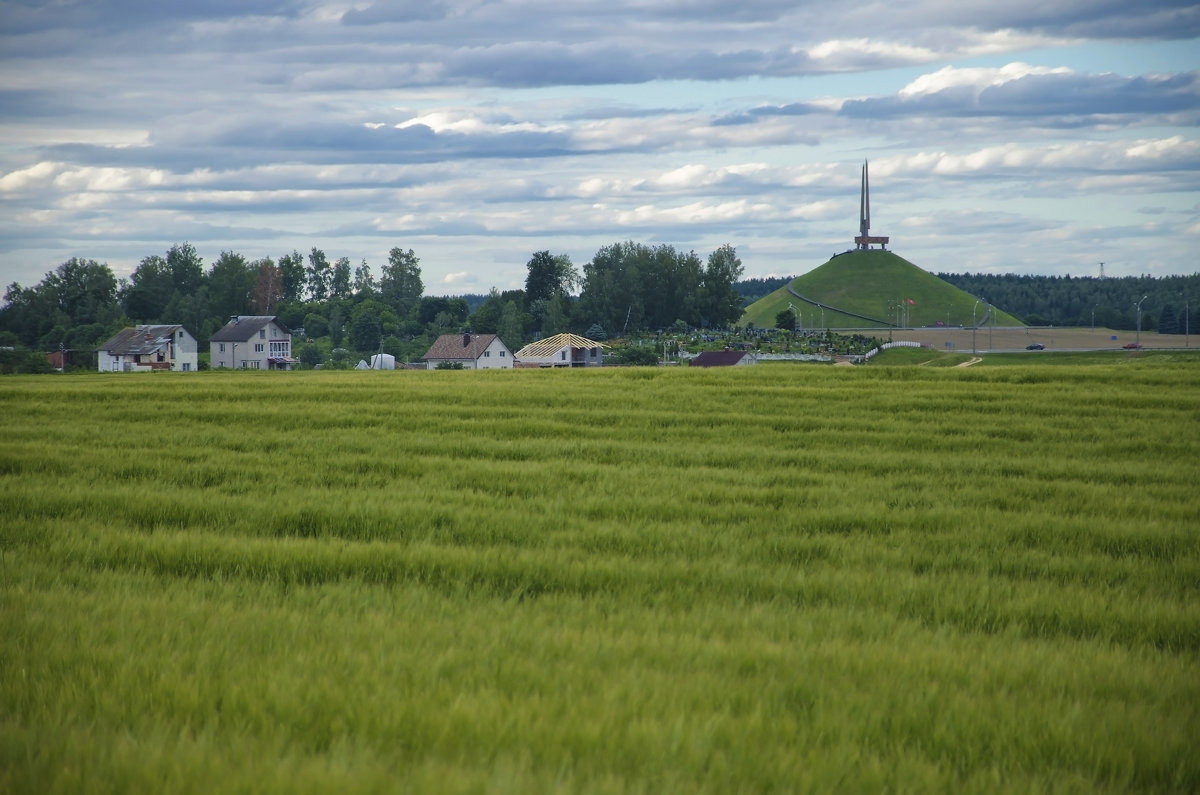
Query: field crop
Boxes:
[{"xmin": 2, "ymin": 363, "xmax": 1199, "ymax": 793}]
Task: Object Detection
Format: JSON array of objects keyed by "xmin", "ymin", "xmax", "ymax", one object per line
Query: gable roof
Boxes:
[
  {"xmin": 515, "ymin": 333, "xmax": 606, "ymax": 359},
  {"xmin": 209, "ymin": 316, "xmax": 289, "ymax": 343},
  {"xmin": 421, "ymin": 333, "xmax": 502, "ymax": 361},
  {"xmin": 98, "ymin": 325, "xmax": 186, "ymax": 355},
  {"xmin": 690, "ymin": 350, "xmax": 750, "ymax": 367}
]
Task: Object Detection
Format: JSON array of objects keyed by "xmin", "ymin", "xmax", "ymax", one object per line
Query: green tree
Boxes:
[
  {"xmin": 298, "ymin": 342, "xmax": 322, "ymax": 368},
  {"xmin": 1158, "ymin": 304, "xmax": 1178, "ymax": 335},
  {"xmin": 775, "ymin": 308, "xmax": 796, "ymax": 332},
  {"xmin": 329, "ymin": 304, "xmax": 345, "ymax": 348},
  {"xmin": 166, "ymin": 243, "xmax": 204, "ymax": 296},
  {"xmin": 497, "ymin": 299, "xmax": 526, "ymax": 352},
  {"xmin": 306, "ymin": 248, "xmax": 331, "ymax": 301},
  {"xmin": 702, "ymin": 244, "xmax": 745, "ymax": 327},
  {"xmin": 353, "ymin": 259, "xmax": 377, "ymax": 299},
  {"xmin": 208, "ymin": 251, "xmax": 255, "ymax": 320},
  {"xmin": 380, "ymin": 247, "xmax": 423, "ymax": 318},
  {"xmin": 525, "ymin": 251, "xmax": 578, "ymax": 304},
  {"xmin": 123, "ymin": 255, "xmax": 174, "ymax": 322},
  {"xmin": 44, "ymin": 257, "xmax": 119, "ymax": 328},
  {"xmin": 251, "ymin": 258, "xmax": 282, "ymax": 315},
  {"xmin": 331, "ymin": 257, "xmax": 352, "ymax": 299},
  {"xmin": 348, "ymin": 299, "xmax": 397, "ymax": 352},
  {"xmin": 469, "ymin": 289, "xmax": 503, "ymax": 333},
  {"xmin": 278, "ymin": 250, "xmax": 306, "ymax": 303}
]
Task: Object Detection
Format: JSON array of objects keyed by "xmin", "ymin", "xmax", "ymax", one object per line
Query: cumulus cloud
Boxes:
[{"xmin": 0, "ymin": 1, "xmax": 1197, "ymax": 287}]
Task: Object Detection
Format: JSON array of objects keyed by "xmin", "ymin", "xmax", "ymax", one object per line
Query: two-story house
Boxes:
[{"xmin": 209, "ymin": 316, "xmax": 298, "ymax": 370}]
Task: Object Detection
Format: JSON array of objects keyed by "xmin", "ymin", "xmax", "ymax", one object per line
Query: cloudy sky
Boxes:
[{"xmin": 2, "ymin": 1, "xmax": 1198, "ymax": 294}]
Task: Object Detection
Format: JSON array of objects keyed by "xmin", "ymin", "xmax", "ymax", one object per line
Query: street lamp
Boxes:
[{"xmin": 1135, "ymin": 295, "xmax": 1148, "ymax": 347}]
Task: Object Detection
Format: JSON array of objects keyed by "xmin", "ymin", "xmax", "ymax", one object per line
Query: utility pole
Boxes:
[{"xmin": 1135, "ymin": 295, "xmax": 1148, "ymax": 347}]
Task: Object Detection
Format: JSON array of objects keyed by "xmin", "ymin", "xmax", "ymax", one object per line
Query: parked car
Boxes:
[
  {"xmin": 1026, "ymin": 343, "xmax": 1045, "ymax": 350},
  {"xmin": 1123, "ymin": 342, "xmax": 1142, "ymax": 349}
]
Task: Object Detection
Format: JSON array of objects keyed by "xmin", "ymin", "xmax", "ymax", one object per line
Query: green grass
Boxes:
[
  {"xmin": 3, "ymin": 365, "xmax": 1199, "ymax": 793},
  {"xmin": 742, "ymin": 251, "xmax": 1024, "ymax": 329}
]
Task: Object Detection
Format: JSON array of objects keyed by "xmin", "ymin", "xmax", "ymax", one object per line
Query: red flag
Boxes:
[{"xmin": 906, "ymin": 298, "xmax": 915, "ymax": 305}]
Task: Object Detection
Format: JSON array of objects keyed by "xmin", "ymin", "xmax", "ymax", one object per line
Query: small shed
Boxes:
[{"xmin": 690, "ymin": 350, "xmax": 757, "ymax": 367}]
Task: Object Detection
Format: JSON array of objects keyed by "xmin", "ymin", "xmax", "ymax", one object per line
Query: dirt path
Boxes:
[{"xmin": 955, "ymin": 357, "xmax": 983, "ymax": 367}]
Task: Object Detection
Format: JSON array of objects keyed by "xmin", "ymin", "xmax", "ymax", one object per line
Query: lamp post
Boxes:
[{"xmin": 1135, "ymin": 295, "xmax": 1148, "ymax": 347}]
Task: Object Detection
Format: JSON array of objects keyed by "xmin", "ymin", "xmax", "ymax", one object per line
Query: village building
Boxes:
[
  {"xmin": 689, "ymin": 350, "xmax": 757, "ymax": 367},
  {"xmin": 97, "ymin": 325, "xmax": 198, "ymax": 372},
  {"xmin": 209, "ymin": 316, "xmax": 298, "ymax": 370},
  {"xmin": 514, "ymin": 333, "xmax": 606, "ymax": 368},
  {"xmin": 421, "ymin": 333, "xmax": 513, "ymax": 369}
]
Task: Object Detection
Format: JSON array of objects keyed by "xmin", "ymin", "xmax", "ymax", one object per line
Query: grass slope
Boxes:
[
  {"xmin": 3, "ymin": 367, "xmax": 1199, "ymax": 793},
  {"xmin": 742, "ymin": 250, "xmax": 1024, "ymax": 329}
]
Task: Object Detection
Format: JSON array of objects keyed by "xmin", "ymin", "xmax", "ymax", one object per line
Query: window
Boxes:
[
  {"xmin": 219, "ymin": 343, "xmax": 225, "ymax": 353},
  {"xmin": 484, "ymin": 350, "xmax": 490, "ymax": 357},
  {"xmin": 561, "ymin": 351, "xmax": 566, "ymax": 360},
  {"xmin": 250, "ymin": 360, "xmax": 260, "ymax": 369},
  {"xmin": 182, "ymin": 363, "xmax": 191, "ymax": 372},
  {"xmin": 270, "ymin": 341, "xmax": 288, "ymax": 356},
  {"xmin": 255, "ymin": 343, "xmax": 264, "ymax": 353},
  {"xmin": 177, "ymin": 330, "xmax": 183, "ymax": 339},
  {"xmin": 500, "ymin": 350, "xmax": 506, "ymax": 357},
  {"xmin": 259, "ymin": 329, "xmax": 266, "ymax": 339}
]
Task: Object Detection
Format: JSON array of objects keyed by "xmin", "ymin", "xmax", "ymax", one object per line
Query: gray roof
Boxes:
[
  {"xmin": 209, "ymin": 316, "xmax": 290, "ymax": 343},
  {"xmin": 421, "ymin": 333, "xmax": 501, "ymax": 360},
  {"xmin": 689, "ymin": 350, "xmax": 750, "ymax": 367},
  {"xmin": 98, "ymin": 325, "xmax": 187, "ymax": 355}
]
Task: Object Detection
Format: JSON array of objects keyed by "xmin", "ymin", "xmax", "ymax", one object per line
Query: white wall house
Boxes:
[
  {"xmin": 421, "ymin": 333, "xmax": 513, "ymax": 369},
  {"xmin": 97, "ymin": 325, "xmax": 198, "ymax": 372},
  {"xmin": 514, "ymin": 333, "xmax": 606, "ymax": 367},
  {"xmin": 209, "ymin": 316, "xmax": 298, "ymax": 370}
]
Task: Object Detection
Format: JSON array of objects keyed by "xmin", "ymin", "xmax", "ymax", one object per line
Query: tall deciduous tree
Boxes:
[
  {"xmin": 306, "ymin": 248, "xmax": 331, "ymax": 301},
  {"xmin": 251, "ymin": 258, "xmax": 282, "ymax": 315},
  {"xmin": 353, "ymin": 258, "xmax": 376, "ymax": 298},
  {"xmin": 525, "ymin": 251, "xmax": 578, "ymax": 304},
  {"xmin": 331, "ymin": 257, "xmax": 352, "ymax": 299},
  {"xmin": 380, "ymin": 247, "xmax": 423, "ymax": 318},
  {"xmin": 208, "ymin": 251, "xmax": 255, "ymax": 320},
  {"xmin": 278, "ymin": 250, "xmax": 306, "ymax": 303},
  {"xmin": 124, "ymin": 255, "xmax": 174, "ymax": 321},
  {"xmin": 166, "ymin": 243, "xmax": 204, "ymax": 296},
  {"xmin": 45, "ymin": 257, "xmax": 120, "ymax": 327},
  {"xmin": 702, "ymin": 244, "xmax": 745, "ymax": 328}
]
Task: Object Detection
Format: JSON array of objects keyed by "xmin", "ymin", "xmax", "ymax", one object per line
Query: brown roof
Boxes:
[
  {"xmin": 421, "ymin": 333, "xmax": 501, "ymax": 361},
  {"xmin": 690, "ymin": 350, "xmax": 750, "ymax": 367}
]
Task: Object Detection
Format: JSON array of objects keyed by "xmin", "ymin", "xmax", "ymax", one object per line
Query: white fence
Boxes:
[{"xmin": 862, "ymin": 341, "xmax": 923, "ymax": 361}]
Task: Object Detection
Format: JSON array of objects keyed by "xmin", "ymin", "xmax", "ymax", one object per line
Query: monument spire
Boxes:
[{"xmin": 853, "ymin": 160, "xmax": 889, "ymax": 251}]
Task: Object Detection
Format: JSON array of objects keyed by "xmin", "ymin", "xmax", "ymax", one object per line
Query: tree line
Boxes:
[
  {"xmin": 0, "ymin": 241, "xmax": 745, "ymax": 370},
  {"xmin": 936, "ymin": 272, "xmax": 1200, "ymax": 333}
]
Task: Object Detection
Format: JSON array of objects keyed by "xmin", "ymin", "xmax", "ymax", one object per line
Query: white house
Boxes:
[
  {"xmin": 97, "ymin": 325, "xmax": 198, "ymax": 372},
  {"xmin": 421, "ymin": 333, "xmax": 513, "ymax": 369},
  {"xmin": 514, "ymin": 332, "xmax": 606, "ymax": 367},
  {"xmin": 209, "ymin": 316, "xmax": 298, "ymax": 370}
]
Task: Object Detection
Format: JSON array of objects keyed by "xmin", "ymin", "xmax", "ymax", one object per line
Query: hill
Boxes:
[{"xmin": 741, "ymin": 250, "xmax": 1024, "ymax": 330}]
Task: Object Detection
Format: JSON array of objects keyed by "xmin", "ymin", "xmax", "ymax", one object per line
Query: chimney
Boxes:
[
  {"xmin": 230, "ymin": 315, "xmax": 239, "ymax": 324},
  {"xmin": 463, "ymin": 332, "xmax": 471, "ymax": 347}
]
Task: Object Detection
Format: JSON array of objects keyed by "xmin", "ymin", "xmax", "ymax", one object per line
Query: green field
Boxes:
[{"xmin": 3, "ymin": 364, "xmax": 1198, "ymax": 793}]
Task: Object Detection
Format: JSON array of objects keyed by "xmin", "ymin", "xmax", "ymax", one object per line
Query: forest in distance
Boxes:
[{"xmin": 1, "ymin": 241, "xmax": 1197, "ymax": 372}]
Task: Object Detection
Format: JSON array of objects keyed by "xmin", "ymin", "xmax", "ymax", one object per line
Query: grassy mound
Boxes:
[{"xmin": 742, "ymin": 250, "xmax": 1024, "ymax": 329}]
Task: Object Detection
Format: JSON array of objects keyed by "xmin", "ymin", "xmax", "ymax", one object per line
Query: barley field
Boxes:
[{"xmin": 2, "ymin": 362, "xmax": 1198, "ymax": 793}]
